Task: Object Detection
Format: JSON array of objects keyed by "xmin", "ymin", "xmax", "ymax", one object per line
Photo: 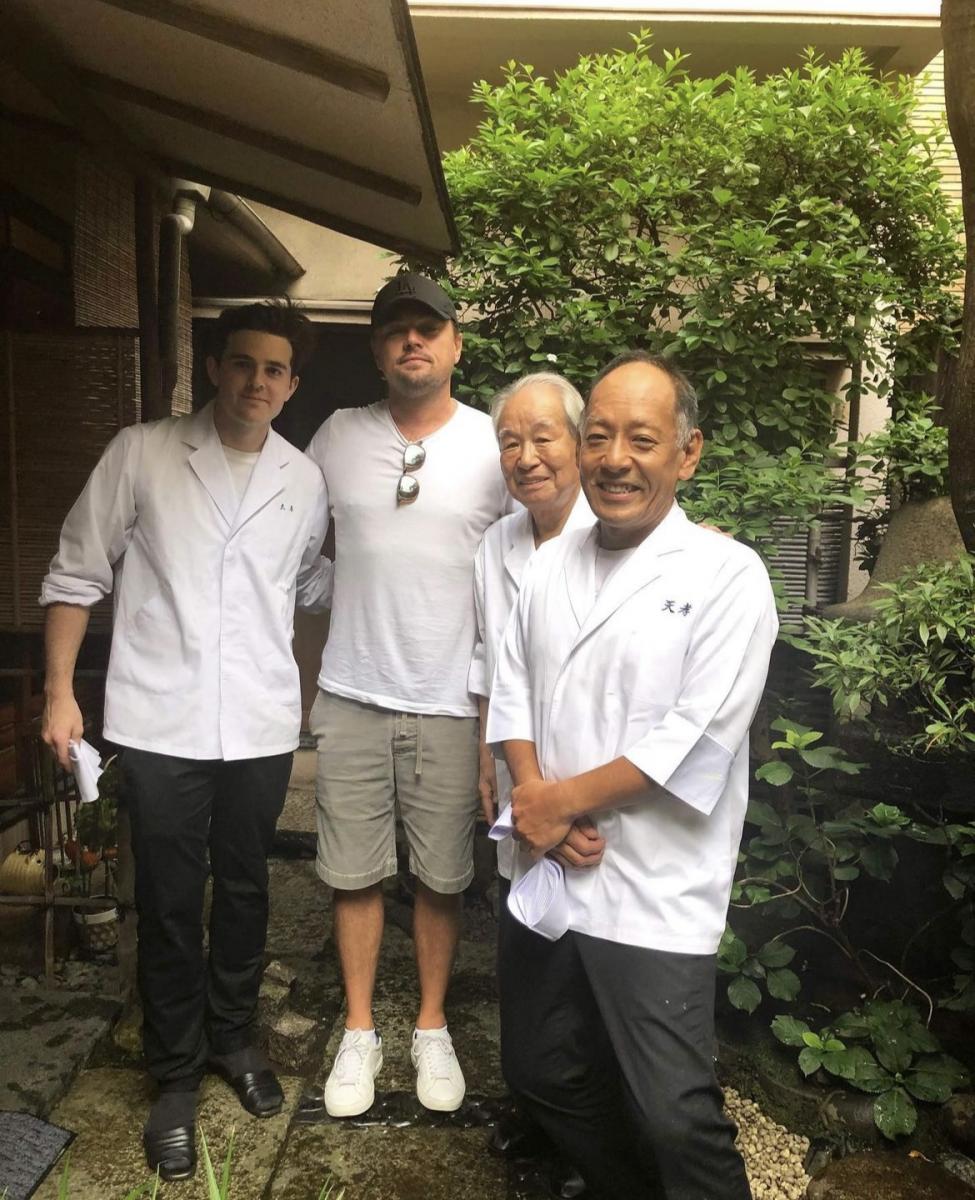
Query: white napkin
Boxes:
[
  {"xmin": 68, "ymin": 739, "xmax": 103, "ymax": 805},
  {"xmin": 489, "ymin": 804, "xmax": 569, "ymax": 942}
]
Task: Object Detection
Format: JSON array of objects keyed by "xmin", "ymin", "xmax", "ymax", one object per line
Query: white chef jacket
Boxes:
[
  {"xmin": 487, "ymin": 503, "xmax": 778, "ymax": 954},
  {"xmin": 40, "ymin": 403, "xmax": 331, "ymax": 761},
  {"xmin": 470, "ymin": 491, "xmax": 595, "ymax": 879}
]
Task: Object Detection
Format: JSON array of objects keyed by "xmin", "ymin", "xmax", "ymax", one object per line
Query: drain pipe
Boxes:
[
  {"xmin": 158, "ymin": 179, "xmax": 209, "ymax": 406},
  {"xmin": 207, "ymin": 190, "xmax": 304, "ymax": 281}
]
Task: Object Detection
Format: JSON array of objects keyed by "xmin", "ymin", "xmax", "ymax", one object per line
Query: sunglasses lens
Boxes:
[
  {"xmin": 397, "ymin": 474, "xmax": 420, "ymax": 503},
  {"xmin": 403, "ymin": 442, "xmax": 426, "ymax": 470}
]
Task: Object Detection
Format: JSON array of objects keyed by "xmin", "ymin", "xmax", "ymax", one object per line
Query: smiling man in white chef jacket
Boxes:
[
  {"xmin": 40, "ymin": 302, "xmax": 330, "ymax": 1183},
  {"xmin": 488, "ymin": 351, "xmax": 777, "ymax": 1200}
]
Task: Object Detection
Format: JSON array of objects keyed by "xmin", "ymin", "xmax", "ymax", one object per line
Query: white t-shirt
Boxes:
[
  {"xmin": 305, "ymin": 400, "xmax": 509, "ymax": 716},
  {"xmin": 222, "ymin": 444, "xmax": 260, "ymax": 507}
]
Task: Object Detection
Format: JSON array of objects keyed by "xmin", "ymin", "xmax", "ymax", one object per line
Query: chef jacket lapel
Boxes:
[
  {"xmin": 231, "ymin": 433, "xmax": 288, "ymax": 535},
  {"xmin": 503, "ymin": 510, "xmax": 535, "ymax": 590},
  {"xmin": 185, "ymin": 403, "xmax": 237, "ymax": 528},
  {"xmin": 562, "ymin": 525, "xmax": 598, "ymax": 632},
  {"xmin": 570, "ymin": 504, "xmax": 689, "ymax": 652}
]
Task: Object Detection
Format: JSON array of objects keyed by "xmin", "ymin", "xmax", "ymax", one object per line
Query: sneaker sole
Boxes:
[
  {"xmin": 415, "ymin": 1087, "xmax": 466, "ymax": 1113},
  {"xmin": 324, "ymin": 1052, "xmax": 383, "ymax": 1118}
]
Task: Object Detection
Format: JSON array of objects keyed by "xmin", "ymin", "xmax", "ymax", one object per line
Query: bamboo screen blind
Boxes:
[{"xmin": 0, "ymin": 330, "xmax": 139, "ymax": 632}]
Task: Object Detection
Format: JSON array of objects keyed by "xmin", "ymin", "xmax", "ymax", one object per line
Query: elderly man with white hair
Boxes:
[{"xmin": 470, "ymin": 372, "xmax": 599, "ymax": 1195}]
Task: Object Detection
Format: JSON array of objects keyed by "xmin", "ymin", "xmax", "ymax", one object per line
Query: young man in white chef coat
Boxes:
[
  {"xmin": 40, "ymin": 302, "xmax": 330, "ymax": 1181},
  {"xmin": 488, "ymin": 351, "xmax": 777, "ymax": 1200}
]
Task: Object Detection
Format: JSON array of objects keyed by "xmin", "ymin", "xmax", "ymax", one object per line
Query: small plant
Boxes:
[
  {"xmin": 802, "ymin": 555, "xmax": 975, "ymax": 758},
  {"xmin": 717, "ymin": 928, "xmax": 801, "ymax": 1013},
  {"xmin": 944, "ymin": 914, "xmax": 975, "ymax": 1011},
  {"xmin": 772, "ymin": 1000, "xmax": 969, "ymax": 1139},
  {"xmin": 65, "ymin": 758, "xmax": 119, "ymax": 899}
]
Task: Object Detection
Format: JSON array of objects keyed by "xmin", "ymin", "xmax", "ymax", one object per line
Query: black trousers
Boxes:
[
  {"xmin": 498, "ymin": 903, "xmax": 751, "ymax": 1200},
  {"xmin": 120, "ymin": 748, "xmax": 292, "ymax": 1090}
]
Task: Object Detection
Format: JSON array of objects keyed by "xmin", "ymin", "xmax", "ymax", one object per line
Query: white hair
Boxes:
[{"xmin": 490, "ymin": 372, "xmax": 585, "ymax": 438}]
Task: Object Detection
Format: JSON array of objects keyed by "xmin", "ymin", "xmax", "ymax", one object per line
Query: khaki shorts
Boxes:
[{"xmin": 310, "ymin": 690, "xmax": 480, "ymax": 895}]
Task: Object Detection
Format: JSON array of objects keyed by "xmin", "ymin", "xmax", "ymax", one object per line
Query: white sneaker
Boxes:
[
  {"xmin": 323, "ymin": 1029, "xmax": 383, "ymax": 1117},
  {"xmin": 411, "ymin": 1026, "xmax": 466, "ymax": 1112}
]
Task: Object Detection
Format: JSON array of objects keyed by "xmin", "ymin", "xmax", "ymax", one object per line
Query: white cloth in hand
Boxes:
[
  {"xmin": 68, "ymin": 739, "xmax": 103, "ymax": 805},
  {"xmin": 489, "ymin": 804, "xmax": 569, "ymax": 941}
]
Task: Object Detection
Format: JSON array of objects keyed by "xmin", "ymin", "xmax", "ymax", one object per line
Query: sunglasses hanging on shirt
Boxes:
[{"xmin": 397, "ymin": 441, "xmax": 426, "ymax": 505}]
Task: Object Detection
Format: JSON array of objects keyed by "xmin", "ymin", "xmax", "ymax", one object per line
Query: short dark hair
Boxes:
[
  {"xmin": 208, "ymin": 299, "xmax": 317, "ymax": 375},
  {"xmin": 588, "ymin": 350, "xmax": 699, "ymax": 447}
]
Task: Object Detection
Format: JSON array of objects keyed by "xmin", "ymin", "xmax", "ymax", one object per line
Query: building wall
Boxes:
[{"xmin": 912, "ymin": 51, "xmax": 964, "ymax": 242}]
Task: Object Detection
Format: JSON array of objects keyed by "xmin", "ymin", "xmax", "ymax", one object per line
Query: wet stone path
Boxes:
[{"xmin": 5, "ymin": 761, "xmax": 814, "ymax": 1199}]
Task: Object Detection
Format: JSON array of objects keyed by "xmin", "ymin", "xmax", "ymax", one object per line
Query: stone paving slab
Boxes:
[
  {"xmin": 266, "ymin": 860, "xmax": 332, "ymax": 962},
  {"xmin": 34, "ymin": 1068, "xmax": 303, "ymax": 1200},
  {"xmin": 0, "ymin": 987, "xmax": 121, "ymax": 1118},
  {"xmin": 268, "ymin": 1124, "xmax": 506, "ymax": 1200}
]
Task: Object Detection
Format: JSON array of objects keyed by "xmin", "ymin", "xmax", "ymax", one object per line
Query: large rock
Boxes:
[
  {"xmin": 805, "ymin": 1150, "xmax": 975, "ymax": 1199},
  {"xmin": 823, "ymin": 497, "xmax": 965, "ymax": 622},
  {"xmin": 0, "ymin": 987, "xmax": 120, "ymax": 1117},
  {"xmin": 267, "ymin": 1011, "xmax": 319, "ymax": 1074},
  {"xmin": 945, "ymin": 1093, "xmax": 975, "ymax": 1156}
]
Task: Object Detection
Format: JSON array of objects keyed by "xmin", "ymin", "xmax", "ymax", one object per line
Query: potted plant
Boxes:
[{"xmin": 67, "ymin": 757, "xmax": 120, "ymax": 957}]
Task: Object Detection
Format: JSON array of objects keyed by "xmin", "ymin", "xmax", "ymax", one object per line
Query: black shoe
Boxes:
[
  {"xmin": 211, "ymin": 1062, "xmax": 284, "ymax": 1117},
  {"xmin": 488, "ymin": 1112, "xmax": 547, "ymax": 1160},
  {"xmin": 550, "ymin": 1163, "xmax": 587, "ymax": 1199},
  {"xmin": 143, "ymin": 1124, "xmax": 196, "ymax": 1182}
]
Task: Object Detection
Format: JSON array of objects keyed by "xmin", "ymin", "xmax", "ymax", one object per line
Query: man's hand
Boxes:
[
  {"xmin": 42, "ymin": 690, "xmax": 84, "ymax": 771},
  {"xmin": 548, "ymin": 815, "xmax": 606, "ymax": 870},
  {"xmin": 511, "ymin": 778, "xmax": 573, "ymax": 857},
  {"xmin": 478, "ymin": 745, "xmax": 498, "ymax": 824}
]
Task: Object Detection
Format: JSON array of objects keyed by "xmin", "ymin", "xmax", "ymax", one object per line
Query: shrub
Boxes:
[
  {"xmin": 801, "ymin": 555, "xmax": 975, "ymax": 758},
  {"xmin": 420, "ymin": 33, "xmax": 961, "ymax": 469}
]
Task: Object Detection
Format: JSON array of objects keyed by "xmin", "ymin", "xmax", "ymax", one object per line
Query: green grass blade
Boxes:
[
  {"xmin": 220, "ymin": 1128, "xmax": 236, "ymax": 1198},
  {"xmin": 199, "ymin": 1127, "xmax": 222, "ymax": 1200},
  {"xmin": 58, "ymin": 1153, "xmax": 71, "ymax": 1200}
]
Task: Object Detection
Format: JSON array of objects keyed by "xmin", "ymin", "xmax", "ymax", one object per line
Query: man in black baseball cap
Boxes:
[
  {"xmin": 304, "ymin": 270, "xmax": 508, "ymax": 1120},
  {"xmin": 370, "ymin": 271, "xmax": 458, "ymax": 327}
]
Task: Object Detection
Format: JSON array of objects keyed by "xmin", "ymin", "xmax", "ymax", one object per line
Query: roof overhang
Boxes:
[
  {"xmin": 411, "ymin": 1, "xmax": 943, "ymax": 148},
  {"xmin": 2, "ymin": 0, "xmax": 458, "ymax": 261}
]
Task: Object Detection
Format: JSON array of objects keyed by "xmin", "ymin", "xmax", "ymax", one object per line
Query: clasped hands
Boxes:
[{"xmin": 510, "ymin": 777, "xmax": 605, "ymax": 870}]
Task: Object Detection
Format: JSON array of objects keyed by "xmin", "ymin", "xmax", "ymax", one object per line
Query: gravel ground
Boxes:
[{"xmin": 727, "ymin": 1086, "xmax": 810, "ymax": 1200}]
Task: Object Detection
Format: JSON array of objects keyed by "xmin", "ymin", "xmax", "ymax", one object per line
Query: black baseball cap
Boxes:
[{"xmin": 371, "ymin": 272, "xmax": 457, "ymax": 327}]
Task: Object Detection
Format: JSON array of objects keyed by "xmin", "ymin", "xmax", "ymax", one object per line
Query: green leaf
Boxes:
[
  {"xmin": 771, "ymin": 1014, "xmax": 810, "ymax": 1047},
  {"xmin": 603, "ymin": 243, "xmax": 620, "ymax": 262},
  {"xmin": 798, "ymin": 1046, "xmax": 824, "ymax": 1077},
  {"xmin": 823, "ymin": 1045, "xmax": 872, "ymax": 1081},
  {"xmin": 766, "ymin": 967, "xmax": 801, "ymax": 1001},
  {"xmin": 756, "ymin": 940, "xmax": 795, "ymax": 969},
  {"xmin": 874, "ymin": 1028, "xmax": 914, "ymax": 1075},
  {"xmin": 712, "ymin": 186, "xmax": 734, "ymax": 205},
  {"xmin": 846, "ymin": 1053, "xmax": 893, "ymax": 1095},
  {"xmin": 905, "ymin": 1054, "xmax": 970, "ymax": 1102},
  {"xmin": 755, "ymin": 760, "xmax": 794, "ymax": 786},
  {"xmin": 745, "ymin": 799, "xmax": 781, "ymax": 828},
  {"xmin": 873, "ymin": 1087, "xmax": 917, "ymax": 1140},
  {"xmin": 860, "ymin": 843, "xmax": 898, "ymax": 881},
  {"xmin": 717, "ymin": 930, "xmax": 748, "ymax": 969},
  {"xmin": 727, "ymin": 975, "xmax": 762, "ymax": 1013}
]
